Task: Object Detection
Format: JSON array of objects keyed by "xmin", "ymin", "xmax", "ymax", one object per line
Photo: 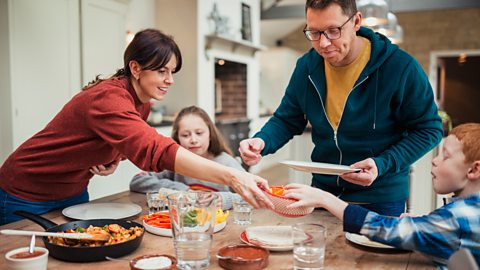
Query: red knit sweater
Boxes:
[{"xmin": 0, "ymin": 77, "xmax": 179, "ymax": 201}]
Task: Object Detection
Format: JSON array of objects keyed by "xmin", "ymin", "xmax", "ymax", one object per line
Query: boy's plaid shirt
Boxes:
[{"xmin": 344, "ymin": 192, "xmax": 480, "ymax": 268}]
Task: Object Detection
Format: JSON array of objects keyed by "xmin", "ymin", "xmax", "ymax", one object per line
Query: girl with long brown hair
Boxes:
[{"xmin": 130, "ymin": 106, "xmax": 244, "ymax": 210}]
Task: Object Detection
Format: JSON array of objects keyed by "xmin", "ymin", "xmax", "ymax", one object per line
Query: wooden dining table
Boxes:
[{"xmin": 0, "ymin": 191, "xmax": 436, "ymax": 270}]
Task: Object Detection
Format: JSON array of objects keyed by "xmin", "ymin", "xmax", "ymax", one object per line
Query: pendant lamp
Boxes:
[{"xmin": 357, "ymin": 0, "xmax": 389, "ymax": 27}]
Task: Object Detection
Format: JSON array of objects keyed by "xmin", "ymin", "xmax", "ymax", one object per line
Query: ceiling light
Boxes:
[
  {"xmin": 388, "ymin": 24, "xmax": 404, "ymax": 44},
  {"xmin": 373, "ymin": 12, "xmax": 397, "ymax": 36},
  {"xmin": 357, "ymin": 0, "xmax": 389, "ymax": 27}
]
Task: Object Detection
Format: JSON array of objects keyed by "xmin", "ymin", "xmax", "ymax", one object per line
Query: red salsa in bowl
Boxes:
[
  {"xmin": 217, "ymin": 244, "xmax": 269, "ymax": 270},
  {"xmin": 10, "ymin": 250, "xmax": 45, "ymax": 259}
]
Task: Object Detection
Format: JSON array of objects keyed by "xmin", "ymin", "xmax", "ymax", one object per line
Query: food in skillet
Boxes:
[{"xmin": 48, "ymin": 224, "xmax": 144, "ymax": 247}]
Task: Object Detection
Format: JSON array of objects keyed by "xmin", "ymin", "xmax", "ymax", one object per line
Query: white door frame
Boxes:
[
  {"xmin": 428, "ymin": 49, "xmax": 480, "ymax": 209},
  {"xmin": 429, "ymin": 49, "xmax": 480, "ymax": 104}
]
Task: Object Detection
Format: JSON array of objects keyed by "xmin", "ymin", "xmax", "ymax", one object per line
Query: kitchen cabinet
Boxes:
[
  {"xmin": 409, "ymin": 148, "xmax": 437, "ymax": 215},
  {"xmin": 216, "ymin": 118, "xmax": 250, "ymax": 161},
  {"xmin": 0, "ymin": 0, "xmax": 140, "ymax": 200},
  {"xmin": 0, "ymin": 0, "xmax": 81, "ymax": 159}
]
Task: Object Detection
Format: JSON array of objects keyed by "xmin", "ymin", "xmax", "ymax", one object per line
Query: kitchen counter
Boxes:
[{"xmin": 0, "ymin": 191, "xmax": 436, "ymax": 269}]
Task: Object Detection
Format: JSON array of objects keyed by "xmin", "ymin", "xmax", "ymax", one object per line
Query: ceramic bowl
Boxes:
[
  {"xmin": 5, "ymin": 247, "xmax": 49, "ymax": 270},
  {"xmin": 217, "ymin": 244, "xmax": 269, "ymax": 270},
  {"xmin": 129, "ymin": 254, "xmax": 177, "ymax": 270},
  {"xmin": 264, "ymin": 186, "xmax": 314, "ymax": 217}
]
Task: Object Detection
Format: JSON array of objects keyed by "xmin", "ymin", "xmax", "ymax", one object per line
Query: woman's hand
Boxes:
[
  {"xmin": 90, "ymin": 159, "xmax": 120, "ymax": 176},
  {"xmin": 228, "ymin": 170, "xmax": 274, "ymax": 210},
  {"xmin": 341, "ymin": 158, "xmax": 378, "ymax": 186}
]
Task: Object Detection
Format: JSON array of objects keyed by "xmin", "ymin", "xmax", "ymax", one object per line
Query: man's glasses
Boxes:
[{"xmin": 303, "ymin": 14, "xmax": 355, "ymax": 41}]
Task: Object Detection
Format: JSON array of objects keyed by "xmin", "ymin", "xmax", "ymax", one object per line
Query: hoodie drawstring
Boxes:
[{"xmin": 373, "ymin": 69, "xmax": 378, "ymax": 130}]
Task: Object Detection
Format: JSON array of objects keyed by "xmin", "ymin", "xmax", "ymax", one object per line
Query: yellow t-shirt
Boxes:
[{"xmin": 325, "ymin": 37, "xmax": 371, "ymax": 130}]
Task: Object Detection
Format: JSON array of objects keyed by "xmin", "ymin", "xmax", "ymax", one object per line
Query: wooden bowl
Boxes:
[
  {"xmin": 129, "ymin": 254, "xmax": 177, "ymax": 270},
  {"xmin": 264, "ymin": 186, "xmax": 314, "ymax": 217},
  {"xmin": 217, "ymin": 244, "xmax": 269, "ymax": 270}
]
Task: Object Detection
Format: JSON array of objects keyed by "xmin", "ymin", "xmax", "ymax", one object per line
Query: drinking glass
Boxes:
[
  {"xmin": 293, "ymin": 223, "xmax": 327, "ymax": 270},
  {"xmin": 146, "ymin": 191, "xmax": 167, "ymax": 214},
  {"xmin": 167, "ymin": 191, "xmax": 218, "ymax": 270},
  {"xmin": 232, "ymin": 200, "xmax": 253, "ymax": 225}
]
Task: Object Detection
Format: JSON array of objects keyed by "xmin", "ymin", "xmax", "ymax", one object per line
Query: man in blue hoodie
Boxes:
[{"xmin": 239, "ymin": 0, "xmax": 443, "ymax": 216}]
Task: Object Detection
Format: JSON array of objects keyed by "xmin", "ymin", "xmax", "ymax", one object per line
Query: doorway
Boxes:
[{"xmin": 430, "ymin": 50, "xmax": 480, "ymax": 127}]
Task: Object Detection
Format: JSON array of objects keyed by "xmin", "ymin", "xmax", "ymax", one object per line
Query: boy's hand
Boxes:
[
  {"xmin": 283, "ymin": 183, "xmax": 323, "ymax": 209},
  {"xmin": 284, "ymin": 183, "xmax": 348, "ymax": 221},
  {"xmin": 341, "ymin": 158, "xmax": 378, "ymax": 186}
]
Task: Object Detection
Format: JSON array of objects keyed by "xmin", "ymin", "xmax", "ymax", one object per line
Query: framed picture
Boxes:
[
  {"xmin": 241, "ymin": 3, "xmax": 252, "ymax": 41},
  {"xmin": 215, "ymin": 79, "xmax": 223, "ymax": 113}
]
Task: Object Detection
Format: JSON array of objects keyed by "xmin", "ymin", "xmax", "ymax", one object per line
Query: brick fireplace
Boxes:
[
  {"xmin": 214, "ymin": 59, "xmax": 247, "ymax": 121},
  {"xmin": 214, "ymin": 59, "xmax": 250, "ymax": 158}
]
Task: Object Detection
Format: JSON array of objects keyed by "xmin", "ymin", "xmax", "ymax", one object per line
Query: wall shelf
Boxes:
[{"xmin": 205, "ymin": 34, "xmax": 265, "ymax": 58}]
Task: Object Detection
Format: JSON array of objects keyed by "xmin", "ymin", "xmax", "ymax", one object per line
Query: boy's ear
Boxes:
[{"xmin": 467, "ymin": 161, "xmax": 480, "ymax": 180}]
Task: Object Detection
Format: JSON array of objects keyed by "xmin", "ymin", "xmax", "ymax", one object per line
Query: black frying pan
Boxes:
[{"xmin": 14, "ymin": 210, "xmax": 144, "ymax": 262}]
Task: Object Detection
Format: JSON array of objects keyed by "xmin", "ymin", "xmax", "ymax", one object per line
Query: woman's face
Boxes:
[
  {"xmin": 133, "ymin": 55, "xmax": 177, "ymax": 103},
  {"xmin": 177, "ymin": 114, "xmax": 211, "ymax": 158},
  {"xmin": 431, "ymin": 135, "xmax": 470, "ymax": 195}
]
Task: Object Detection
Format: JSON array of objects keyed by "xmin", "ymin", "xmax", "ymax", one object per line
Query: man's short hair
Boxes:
[{"xmin": 305, "ymin": 0, "xmax": 358, "ymax": 17}]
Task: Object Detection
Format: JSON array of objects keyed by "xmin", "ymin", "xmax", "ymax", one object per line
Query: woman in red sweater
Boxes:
[{"xmin": 0, "ymin": 29, "xmax": 272, "ymax": 225}]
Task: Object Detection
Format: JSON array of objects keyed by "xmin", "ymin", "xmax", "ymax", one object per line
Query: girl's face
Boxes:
[
  {"xmin": 132, "ymin": 55, "xmax": 176, "ymax": 103},
  {"xmin": 431, "ymin": 135, "xmax": 470, "ymax": 195},
  {"xmin": 177, "ymin": 114, "xmax": 211, "ymax": 158}
]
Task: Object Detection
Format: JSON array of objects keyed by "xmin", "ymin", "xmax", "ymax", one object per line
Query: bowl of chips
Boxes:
[{"xmin": 263, "ymin": 186, "xmax": 313, "ymax": 217}]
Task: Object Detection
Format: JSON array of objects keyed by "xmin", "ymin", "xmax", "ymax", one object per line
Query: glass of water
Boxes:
[
  {"xmin": 167, "ymin": 191, "xmax": 218, "ymax": 270},
  {"xmin": 293, "ymin": 223, "xmax": 327, "ymax": 270},
  {"xmin": 232, "ymin": 200, "xmax": 253, "ymax": 225},
  {"xmin": 146, "ymin": 191, "xmax": 167, "ymax": 214}
]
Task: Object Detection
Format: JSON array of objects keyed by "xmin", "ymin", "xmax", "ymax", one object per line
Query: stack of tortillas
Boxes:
[{"xmin": 245, "ymin": 226, "xmax": 293, "ymax": 247}]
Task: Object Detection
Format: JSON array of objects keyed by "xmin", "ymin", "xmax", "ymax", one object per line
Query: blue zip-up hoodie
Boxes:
[{"xmin": 255, "ymin": 27, "xmax": 443, "ymax": 203}]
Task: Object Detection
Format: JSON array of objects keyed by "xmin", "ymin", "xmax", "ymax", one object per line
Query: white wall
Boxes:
[
  {"xmin": 0, "ymin": 0, "xmax": 13, "ymax": 164},
  {"xmin": 126, "ymin": 0, "xmax": 156, "ymax": 33},
  {"xmin": 154, "ymin": 0, "xmax": 198, "ymax": 116},
  {"xmin": 259, "ymin": 47, "xmax": 301, "ymax": 114},
  {"xmin": 87, "ymin": 0, "xmax": 158, "ymax": 200}
]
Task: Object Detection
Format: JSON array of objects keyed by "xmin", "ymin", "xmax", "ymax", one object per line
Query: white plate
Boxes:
[
  {"xmin": 280, "ymin": 160, "xmax": 361, "ymax": 175},
  {"xmin": 62, "ymin": 202, "xmax": 142, "ymax": 220},
  {"xmin": 144, "ymin": 220, "xmax": 226, "ymax": 237},
  {"xmin": 240, "ymin": 231, "xmax": 293, "ymax": 252},
  {"xmin": 345, "ymin": 232, "xmax": 395, "ymax": 249}
]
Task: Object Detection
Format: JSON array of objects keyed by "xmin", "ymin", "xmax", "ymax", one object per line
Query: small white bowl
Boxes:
[{"xmin": 5, "ymin": 246, "xmax": 49, "ymax": 270}]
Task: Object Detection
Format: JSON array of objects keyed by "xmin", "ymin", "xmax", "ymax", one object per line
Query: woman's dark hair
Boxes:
[
  {"xmin": 171, "ymin": 106, "xmax": 234, "ymax": 157},
  {"xmin": 83, "ymin": 28, "xmax": 182, "ymax": 90},
  {"xmin": 305, "ymin": 0, "xmax": 357, "ymax": 17}
]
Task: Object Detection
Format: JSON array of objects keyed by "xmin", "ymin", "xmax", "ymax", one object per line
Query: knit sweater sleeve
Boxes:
[
  {"xmin": 217, "ymin": 192, "xmax": 242, "ymax": 210},
  {"xmin": 85, "ymin": 86, "xmax": 179, "ymax": 172},
  {"xmin": 129, "ymin": 171, "xmax": 189, "ymax": 193}
]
